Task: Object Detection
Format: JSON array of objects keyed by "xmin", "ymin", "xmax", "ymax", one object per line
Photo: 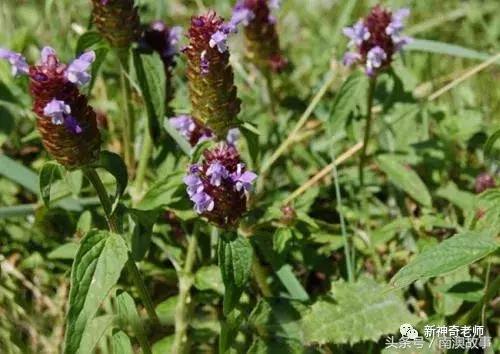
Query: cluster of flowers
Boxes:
[
  {"xmin": 170, "ymin": 115, "xmax": 240, "ymax": 147},
  {"xmin": 0, "ymin": 47, "xmax": 100, "ymax": 168},
  {"xmin": 184, "ymin": 143, "xmax": 257, "ymax": 227},
  {"xmin": 343, "ymin": 5, "xmax": 411, "ymax": 76}
]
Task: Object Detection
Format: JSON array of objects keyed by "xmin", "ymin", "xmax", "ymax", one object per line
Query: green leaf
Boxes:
[
  {"xmin": 92, "ymin": 151, "xmax": 128, "ymax": 211},
  {"xmin": 137, "ymin": 171, "xmax": 184, "ymax": 210},
  {"xmin": 129, "ymin": 208, "xmax": 160, "ymax": 261},
  {"xmin": 133, "ymin": 50, "xmax": 165, "ymax": 142},
  {"xmin": 48, "ymin": 242, "xmax": 79, "ymax": 260},
  {"xmin": 436, "ymin": 182, "xmax": 475, "ymax": 211},
  {"xmin": 328, "ymin": 70, "xmax": 368, "ymax": 134},
  {"xmin": 0, "ymin": 154, "xmax": 38, "ymax": 193},
  {"xmin": 484, "ymin": 128, "xmax": 500, "ymax": 160},
  {"xmin": 111, "ymin": 331, "xmax": 133, "ymax": 354},
  {"xmin": 163, "ymin": 117, "xmax": 192, "ymax": 156},
  {"xmin": 64, "ymin": 230, "xmax": 129, "ymax": 354},
  {"xmin": 302, "ymin": 277, "xmax": 418, "ymax": 345},
  {"xmin": 390, "ymin": 230, "xmax": 498, "ymax": 288},
  {"xmin": 406, "ymin": 39, "xmax": 494, "ymax": 62},
  {"xmin": 194, "ymin": 265, "xmax": 225, "ymax": 295},
  {"xmin": 76, "ymin": 211, "xmax": 93, "ymax": 236},
  {"xmin": 75, "ymin": 31, "xmax": 104, "ymax": 55},
  {"xmin": 152, "ymin": 335, "xmax": 174, "ymax": 354},
  {"xmin": 273, "ymin": 228, "xmax": 293, "ymax": 256},
  {"xmin": 218, "ymin": 232, "xmax": 253, "ymax": 315},
  {"xmin": 220, "ymin": 310, "xmax": 243, "ymax": 354},
  {"xmin": 39, "ymin": 161, "xmax": 64, "ymax": 207},
  {"xmin": 376, "ymin": 155, "xmax": 432, "ymax": 207},
  {"xmin": 77, "ymin": 315, "xmax": 115, "ymax": 354},
  {"xmin": 115, "ymin": 291, "xmax": 147, "ymax": 342},
  {"xmin": 248, "ymin": 338, "xmax": 306, "ymax": 354},
  {"xmin": 275, "ymin": 265, "xmax": 309, "ymax": 302},
  {"xmin": 155, "ymin": 296, "xmax": 178, "ymax": 326},
  {"xmin": 331, "ymin": 0, "xmax": 358, "ymax": 45}
]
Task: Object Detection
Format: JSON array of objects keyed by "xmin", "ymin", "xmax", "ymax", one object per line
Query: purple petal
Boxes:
[
  {"xmin": 41, "ymin": 47, "xmax": 57, "ymax": 64},
  {"xmin": 366, "ymin": 46, "xmax": 387, "ymax": 75},
  {"xmin": 0, "ymin": 48, "xmax": 29, "ymax": 76},
  {"xmin": 191, "ymin": 192, "xmax": 215, "ymax": 213},
  {"xmin": 209, "ymin": 30, "xmax": 229, "ymax": 53},
  {"xmin": 170, "ymin": 115, "xmax": 196, "ymax": 138},
  {"xmin": 226, "ymin": 128, "xmax": 240, "ymax": 145},
  {"xmin": 343, "ymin": 52, "xmax": 361, "ymax": 66},
  {"xmin": 206, "ymin": 161, "xmax": 229, "ymax": 186},
  {"xmin": 64, "ymin": 115, "xmax": 83, "ymax": 134},
  {"xmin": 65, "ymin": 51, "xmax": 95, "ymax": 86},
  {"xmin": 43, "ymin": 99, "xmax": 71, "ymax": 125}
]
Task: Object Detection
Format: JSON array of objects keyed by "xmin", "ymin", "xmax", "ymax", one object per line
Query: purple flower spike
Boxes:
[
  {"xmin": 0, "ymin": 48, "xmax": 29, "ymax": 76},
  {"xmin": 232, "ymin": 163, "xmax": 257, "ymax": 192},
  {"xmin": 206, "ymin": 161, "xmax": 229, "ymax": 186},
  {"xmin": 209, "ymin": 30, "xmax": 229, "ymax": 53},
  {"xmin": 43, "ymin": 99, "xmax": 71, "ymax": 125},
  {"xmin": 343, "ymin": 20, "xmax": 370, "ymax": 47},
  {"xmin": 64, "ymin": 115, "xmax": 83, "ymax": 134},
  {"xmin": 65, "ymin": 51, "xmax": 96, "ymax": 86}
]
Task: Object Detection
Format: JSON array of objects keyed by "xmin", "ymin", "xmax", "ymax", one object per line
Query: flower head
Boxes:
[
  {"xmin": 342, "ymin": 5, "xmax": 412, "ymax": 76},
  {"xmin": 184, "ymin": 12, "xmax": 241, "ymax": 138},
  {"xmin": 184, "ymin": 143, "xmax": 257, "ymax": 228}
]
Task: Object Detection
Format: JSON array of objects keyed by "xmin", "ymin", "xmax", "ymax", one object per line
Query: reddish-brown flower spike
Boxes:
[
  {"xmin": 184, "ymin": 12, "xmax": 241, "ymax": 139},
  {"xmin": 91, "ymin": 0, "xmax": 141, "ymax": 48},
  {"xmin": 30, "ymin": 49, "xmax": 101, "ymax": 169},
  {"xmin": 232, "ymin": 0, "xmax": 287, "ymax": 73}
]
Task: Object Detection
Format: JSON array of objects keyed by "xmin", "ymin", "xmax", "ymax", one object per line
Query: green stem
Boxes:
[
  {"xmin": 172, "ymin": 231, "xmax": 198, "ymax": 354},
  {"xmin": 358, "ymin": 77, "xmax": 377, "ymax": 188},
  {"xmin": 481, "ymin": 259, "xmax": 492, "ymax": 327},
  {"xmin": 83, "ymin": 168, "xmax": 161, "ymax": 333},
  {"xmin": 118, "ymin": 50, "xmax": 136, "ymax": 176},
  {"xmin": 263, "ymin": 70, "xmax": 277, "ymax": 118}
]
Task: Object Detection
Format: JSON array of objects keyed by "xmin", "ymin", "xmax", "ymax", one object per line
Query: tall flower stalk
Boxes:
[{"xmin": 342, "ymin": 5, "xmax": 411, "ymax": 186}]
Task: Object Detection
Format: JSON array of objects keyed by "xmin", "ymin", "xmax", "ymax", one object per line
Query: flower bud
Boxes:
[
  {"xmin": 183, "ymin": 143, "xmax": 257, "ymax": 228},
  {"xmin": 1, "ymin": 46, "xmax": 100, "ymax": 169},
  {"xmin": 231, "ymin": 0, "xmax": 287, "ymax": 73},
  {"xmin": 91, "ymin": 0, "xmax": 141, "ymax": 48},
  {"xmin": 343, "ymin": 5, "xmax": 412, "ymax": 76},
  {"xmin": 184, "ymin": 12, "xmax": 241, "ymax": 139},
  {"xmin": 475, "ymin": 172, "xmax": 496, "ymax": 194}
]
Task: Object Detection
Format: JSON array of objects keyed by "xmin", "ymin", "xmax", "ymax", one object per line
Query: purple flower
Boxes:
[
  {"xmin": 43, "ymin": 99, "xmax": 71, "ymax": 125},
  {"xmin": 230, "ymin": 4, "xmax": 255, "ymax": 28},
  {"xmin": 166, "ymin": 26, "xmax": 183, "ymax": 57},
  {"xmin": 40, "ymin": 46, "xmax": 57, "ymax": 64},
  {"xmin": 269, "ymin": 0, "xmax": 281, "ymax": 10},
  {"xmin": 386, "ymin": 8, "xmax": 410, "ymax": 36},
  {"xmin": 365, "ymin": 46, "xmax": 387, "ymax": 76},
  {"xmin": 226, "ymin": 128, "xmax": 240, "ymax": 145},
  {"xmin": 206, "ymin": 161, "xmax": 229, "ymax": 186},
  {"xmin": 64, "ymin": 115, "xmax": 83, "ymax": 134},
  {"xmin": 191, "ymin": 191, "xmax": 215, "ymax": 213},
  {"xmin": 209, "ymin": 30, "xmax": 229, "ymax": 53},
  {"xmin": 170, "ymin": 115, "xmax": 196, "ymax": 138},
  {"xmin": 0, "ymin": 48, "xmax": 29, "ymax": 76},
  {"xmin": 200, "ymin": 51, "xmax": 210, "ymax": 75},
  {"xmin": 343, "ymin": 20, "xmax": 370, "ymax": 47},
  {"xmin": 343, "ymin": 52, "xmax": 361, "ymax": 66},
  {"xmin": 394, "ymin": 35, "xmax": 413, "ymax": 51},
  {"xmin": 231, "ymin": 163, "xmax": 257, "ymax": 192},
  {"xmin": 184, "ymin": 172, "xmax": 204, "ymax": 197},
  {"xmin": 65, "ymin": 51, "xmax": 96, "ymax": 86}
]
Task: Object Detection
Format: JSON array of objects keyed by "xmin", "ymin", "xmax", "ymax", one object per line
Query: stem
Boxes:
[
  {"xmin": 252, "ymin": 257, "xmax": 272, "ymax": 297},
  {"xmin": 172, "ymin": 232, "xmax": 198, "ymax": 354},
  {"xmin": 330, "ymin": 149, "xmax": 353, "ymax": 282},
  {"xmin": 118, "ymin": 50, "xmax": 136, "ymax": 176},
  {"xmin": 358, "ymin": 77, "xmax": 376, "ymax": 188},
  {"xmin": 83, "ymin": 168, "xmax": 161, "ymax": 332},
  {"xmin": 263, "ymin": 70, "xmax": 277, "ymax": 118},
  {"xmin": 481, "ymin": 259, "xmax": 492, "ymax": 327}
]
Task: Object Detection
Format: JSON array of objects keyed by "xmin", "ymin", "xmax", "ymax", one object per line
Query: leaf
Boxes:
[
  {"xmin": 273, "ymin": 228, "xmax": 293, "ymax": 256},
  {"xmin": 376, "ymin": 155, "xmax": 432, "ymax": 207},
  {"xmin": 75, "ymin": 31, "xmax": 104, "ymax": 55},
  {"xmin": 328, "ymin": 70, "xmax": 368, "ymax": 134},
  {"xmin": 220, "ymin": 310, "xmax": 243, "ymax": 354},
  {"xmin": 111, "ymin": 331, "xmax": 133, "ymax": 354},
  {"xmin": 163, "ymin": 117, "xmax": 192, "ymax": 156},
  {"xmin": 48, "ymin": 243, "xmax": 79, "ymax": 260},
  {"xmin": 390, "ymin": 230, "xmax": 498, "ymax": 288},
  {"xmin": 405, "ymin": 39, "xmax": 494, "ymax": 62},
  {"xmin": 64, "ymin": 230, "xmax": 129, "ymax": 354},
  {"xmin": 484, "ymin": 128, "xmax": 500, "ymax": 160},
  {"xmin": 331, "ymin": 0, "xmax": 358, "ymax": 45},
  {"xmin": 155, "ymin": 296, "xmax": 178, "ymax": 326},
  {"xmin": 436, "ymin": 182, "xmax": 475, "ymax": 211},
  {"xmin": 137, "ymin": 171, "xmax": 184, "ymax": 210},
  {"xmin": 302, "ymin": 277, "xmax": 418, "ymax": 345},
  {"xmin": 152, "ymin": 336, "xmax": 174, "ymax": 354},
  {"xmin": 442, "ymin": 281, "xmax": 484, "ymax": 302},
  {"xmin": 0, "ymin": 154, "xmax": 38, "ymax": 193},
  {"xmin": 115, "ymin": 291, "xmax": 147, "ymax": 341},
  {"xmin": 194, "ymin": 265, "xmax": 225, "ymax": 295},
  {"xmin": 218, "ymin": 232, "xmax": 253, "ymax": 315},
  {"xmin": 248, "ymin": 338, "xmax": 306, "ymax": 354},
  {"xmin": 39, "ymin": 161, "xmax": 64, "ymax": 207},
  {"xmin": 76, "ymin": 211, "xmax": 93, "ymax": 235},
  {"xmin": 129, "ymin": 209, "xmax": 160, "ymax": 261},
  {"xmin": 275, "ymin": 265, "xmax": 309, "ymax": 302},
  {"xmin": 77, "ymin": 315, "xmax": 115, "ymax": 354},
  {"xmin": 190, "ymin": 139, "xmax": 216, "ymax": 163},
  {"xmin": 133, "ymin": 50, "xmax": 165, "ymax": 142},
  {"xmin": 92, "ymin": 151, "xmax": 128, "ymax": 211}
]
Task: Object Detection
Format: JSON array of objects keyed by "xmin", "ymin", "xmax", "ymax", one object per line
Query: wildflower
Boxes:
[
  {"xmin": 0, "ymin": 46, "xmax": 100, "ymax": 169},
  {"xmin": 184, "ymin": 12, "xmax": 241, "ymax": 139},
  {"xmin": 169, "ymin": 115, "xmax": 240, "ymax": 147},
  {"xmin": 232, "ymin": 0, "xmax": 288, "ymax": 73},
  {"xmin": 183, "ymin": 143, "xmax": 257, "ymax": 228},
  {"xmin": 90, "ymin": 0, "xmax": 141, "ymax": 48},
  {"xmin": 475, "ymin": 173, "xmax": 496, "ymax": 193},
  {"xmin": 141, "ymin": 21, "xmax": 182, "ymax": 107},
  {"xmin": 0, "ymin": 48, "xmax": 29, "ymax": 76},
  {"xmin": 343, "ymin": 5, "xmax": 412, "ymax": 76}
]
